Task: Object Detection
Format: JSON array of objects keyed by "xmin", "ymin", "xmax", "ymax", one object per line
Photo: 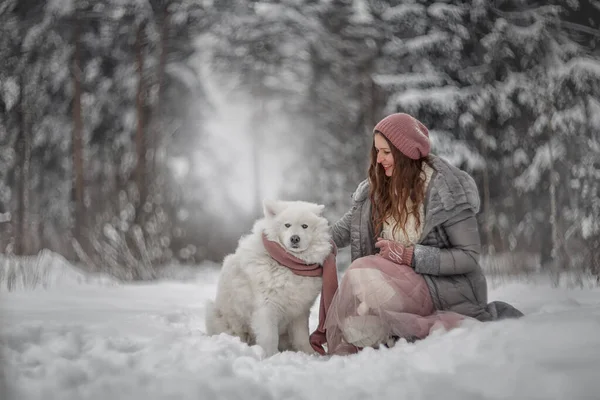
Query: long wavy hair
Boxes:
[{"xmin": 368, "ymin": 131, "xmax": 429, "ymax": 239}]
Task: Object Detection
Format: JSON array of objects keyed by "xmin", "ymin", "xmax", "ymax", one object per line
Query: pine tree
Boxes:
[{"xmin": 373, "ymin": 0, "xmax": 600, "ymax": 280}]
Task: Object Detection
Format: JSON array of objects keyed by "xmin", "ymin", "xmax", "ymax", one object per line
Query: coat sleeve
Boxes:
[
  {"xmin": 330, "ymin": 179, "xmax": 369, "ymax": 250},
  {"xmin": 330, "ymin": 205, "xmax": 354, "ymax": 249},
  {"xmin": 412, "ymin": 209, "xmax": 481, "ymax": 276}
]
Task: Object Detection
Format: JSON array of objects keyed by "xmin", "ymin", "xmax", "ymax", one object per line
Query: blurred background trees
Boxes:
[{"xmin": 1, "ymin": 0, "xmax": 599, "ymax": 282}]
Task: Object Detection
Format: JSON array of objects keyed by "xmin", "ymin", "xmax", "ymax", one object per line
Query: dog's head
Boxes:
[{"xmin": 262, "ymin": 199, "xmax": 331, "ymax": 260}]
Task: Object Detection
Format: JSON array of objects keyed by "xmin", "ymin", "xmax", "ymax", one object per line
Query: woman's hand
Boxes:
[
  {"xmin": 375, "ymin": 238, "xmax": 413, "ymax": 266},
  {"xmin": 309, "ymin": 329, "xmax": 327, "ymax": 355}
]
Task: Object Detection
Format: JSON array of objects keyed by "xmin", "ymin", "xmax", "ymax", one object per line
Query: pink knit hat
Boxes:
[{"xmin": 373, "ymin": 113, "xmax": 430, "ymax": 160}]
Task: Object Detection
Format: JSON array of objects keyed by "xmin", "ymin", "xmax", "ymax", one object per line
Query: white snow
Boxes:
[
  {"xmin": 1, "ymin": 77, "xmax": 19, "ymax": 112},
  {"xmin": 581, "ymin": 215, "xmax": 600, "ymax": 239},
  {"xmin": 45, "ymin": 0, "xmax": 75, "ymax": 17},
  {"xmin": 555, "ymin": 57, "xmax": 600, "ymax": 91},
  {"xmin": 429, "ymin": 130, "xmax": 485, "ymax": 171},
  {"xmin": 372, "ymin": 73, "xmax": 449, "ymax": 90},
  {"xmin": 383, "ymin": 32, "xmax": 451, "ymax": 56},
  {"xmin": 427, "ymin": 3, "xmax": 466, "ymax": 21},
  {"xmin": 388, "ymin": 86, "xmax": 473, "ymax": 116},
  {"xmin": 165, "ymin": 63, "xmax": 199, "ymax": 91},
  {"xmin": 588, "ymin": 97, "xmax": 600, "ymax": 130},
  {"xmin": 382, "ymin": 4, "xmax": 426, "ymax": 22},
  {"xmin": 1, "ymin": 254, "xmax": 600, "ymax": 400},
  {"xmin": 514, "ymin": 140, "xmax": 566, "ymax": 192},
  {"xmin": 0, "ymin": 250, "xmax": 118, "ymax": 292},
  {"xmin": 351, "ymin": 0, "xmax": 373, "ymax": 24},
  {"xmin": 0, "ymin": 212, "xmax": 10, "ymax": 223}
]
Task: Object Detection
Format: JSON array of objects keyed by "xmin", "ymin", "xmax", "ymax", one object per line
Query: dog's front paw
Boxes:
[
  {"xmin": 255, "ymin": 336, "xmax": 279, "ymax": 358},
  {"xmin": 258, "ymin": 344, "xmax": 278, "ymax": 358}
]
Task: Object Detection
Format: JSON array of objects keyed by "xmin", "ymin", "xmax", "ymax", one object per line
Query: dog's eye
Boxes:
[
  {"xmin": 285, "ymin": 223, "xmax": 291, "ymax": 228},
  {"xmin": 302, "ymin": 224, "xmax": 308, "ymax": 229}
]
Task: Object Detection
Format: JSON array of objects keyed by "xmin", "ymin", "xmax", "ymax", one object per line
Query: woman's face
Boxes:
[{"xmin": 374, "ymin": 133, "xmax": 394, "ymax": 177}]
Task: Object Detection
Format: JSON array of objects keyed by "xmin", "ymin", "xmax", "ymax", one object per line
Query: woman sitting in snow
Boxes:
[{"xmin": 311, "ymin": 113, "xmax": 523, "ymax": 355}]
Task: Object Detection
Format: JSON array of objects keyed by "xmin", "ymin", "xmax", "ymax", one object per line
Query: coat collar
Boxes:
[{"xmin": 351, "ymin": 155, "xmax": 480, "ymax": 240}]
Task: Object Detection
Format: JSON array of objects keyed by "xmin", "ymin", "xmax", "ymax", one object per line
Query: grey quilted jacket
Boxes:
[{"xmin": 331, "ymin": 155, "xmax": 523, "ymax": 321}]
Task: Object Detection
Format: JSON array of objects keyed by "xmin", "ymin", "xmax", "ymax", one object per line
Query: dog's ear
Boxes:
[
  {"xmin": 263, "ymin": 199, "xmax": 282, "ymax": 218},
  {"xmin": 312, "ymin": 204, "xmax": 326, "ymax": 216}
]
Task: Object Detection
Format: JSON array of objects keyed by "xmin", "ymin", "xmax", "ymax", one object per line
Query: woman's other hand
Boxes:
[{"xmin": 375, "ymin": 238, "xmax": 414, "ymax": 266}]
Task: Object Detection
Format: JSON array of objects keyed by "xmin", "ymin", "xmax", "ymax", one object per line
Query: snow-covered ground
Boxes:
[{"xmin": 1, "ymin": 253, "xmax": 600, "ymax": 400}]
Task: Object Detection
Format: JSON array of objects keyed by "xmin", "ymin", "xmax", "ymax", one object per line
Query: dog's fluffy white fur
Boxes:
[{"xmin": 205, "ymin": 199, "xmax": 332, "ymax": 357}]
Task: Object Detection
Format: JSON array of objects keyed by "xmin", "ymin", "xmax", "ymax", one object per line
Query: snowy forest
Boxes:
[{"xmin": 1, "ymin": 0, "xmax": 599, "ymax": 282}]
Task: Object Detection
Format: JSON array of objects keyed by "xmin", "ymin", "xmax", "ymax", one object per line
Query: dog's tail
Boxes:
[{"xmin": 204, "ymin": 300, "xmax": 228, "ymax": 336}]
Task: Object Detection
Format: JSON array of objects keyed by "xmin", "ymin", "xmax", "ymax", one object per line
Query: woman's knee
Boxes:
[{"xmin": 348, "ymin": 255, "xmax": 380, "ymax": 270}]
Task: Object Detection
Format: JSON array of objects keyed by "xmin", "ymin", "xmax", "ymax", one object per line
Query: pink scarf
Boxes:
[{"xmin": 262, "ymin": 233, "xmax": 338, "ymax": 355}]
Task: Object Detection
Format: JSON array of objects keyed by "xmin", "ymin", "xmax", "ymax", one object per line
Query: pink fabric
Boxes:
[
  {"xmin": 261, "ymin": 234, "xmax": 338, "ymax": 355},
  {"xmin": 324, "ymin": 255, "xmax": 468, "ymax": 355},
  {"xmin": 374, "ymin": 113, "xmax": 430, "ymax": 160}
]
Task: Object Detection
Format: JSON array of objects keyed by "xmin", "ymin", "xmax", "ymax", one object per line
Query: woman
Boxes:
[{"xmin": 312, "ymin": 113, "xmax": 523, "ymax": 355}]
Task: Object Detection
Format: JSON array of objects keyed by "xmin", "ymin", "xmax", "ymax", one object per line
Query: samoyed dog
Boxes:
[{"xmin": 205, "ymin": 199, "xmax": 332, "ymax": 357}]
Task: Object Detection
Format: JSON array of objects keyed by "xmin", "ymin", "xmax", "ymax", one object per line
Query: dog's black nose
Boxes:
[{"xmin": 290, "ymin": 235, "xmax": 300, "ymax": 244}]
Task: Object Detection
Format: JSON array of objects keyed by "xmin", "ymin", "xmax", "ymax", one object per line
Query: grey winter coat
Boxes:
[{"xmin": 331, "ymin": 155, "xmax": 523, "ymax": 321}]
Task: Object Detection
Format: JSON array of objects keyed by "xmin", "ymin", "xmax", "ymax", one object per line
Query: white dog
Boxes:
[{"xmin": 205, "ymin": 199, "xmax": 332, "ymax": 357}]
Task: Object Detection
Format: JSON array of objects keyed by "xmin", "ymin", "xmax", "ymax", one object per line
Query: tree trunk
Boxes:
[
  {"xmin": 548, "ymin": 139, "xmax": 562, "ymax": 286},
  {"xmin": 151, "ymin": 3, "xmax": 169, "ymax": 180},
  {"xmin": 72, "ymin": 18, "xmax": 85, "ymax": 243},
  {"xmin": 308, "ymin": 43, "xmax": 324, "ymax": 120},
  {"xmin": 135, "ymin": 23, "xmax": 147, "ymax": 213},
  {"xmin": 15, "ymin": 72, "xmax": 30, "ymax": 255},
  {"xmin": 480, "ymin": 139, "xmax": 494, "ymax": 255},
  {"xmin": 584, "ymin": 96, "xmax": 600, "ymax": 282}
]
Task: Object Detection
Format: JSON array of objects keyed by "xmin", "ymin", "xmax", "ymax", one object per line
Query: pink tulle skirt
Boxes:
[{"xmin": 325, "ymin": 255, "xmax": 469, "ymax": 355}]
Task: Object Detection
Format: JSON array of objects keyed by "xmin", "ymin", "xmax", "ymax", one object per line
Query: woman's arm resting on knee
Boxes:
[{"xmin": 412, "ymin": 209, "xmax": 481, "ymax": 276}]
